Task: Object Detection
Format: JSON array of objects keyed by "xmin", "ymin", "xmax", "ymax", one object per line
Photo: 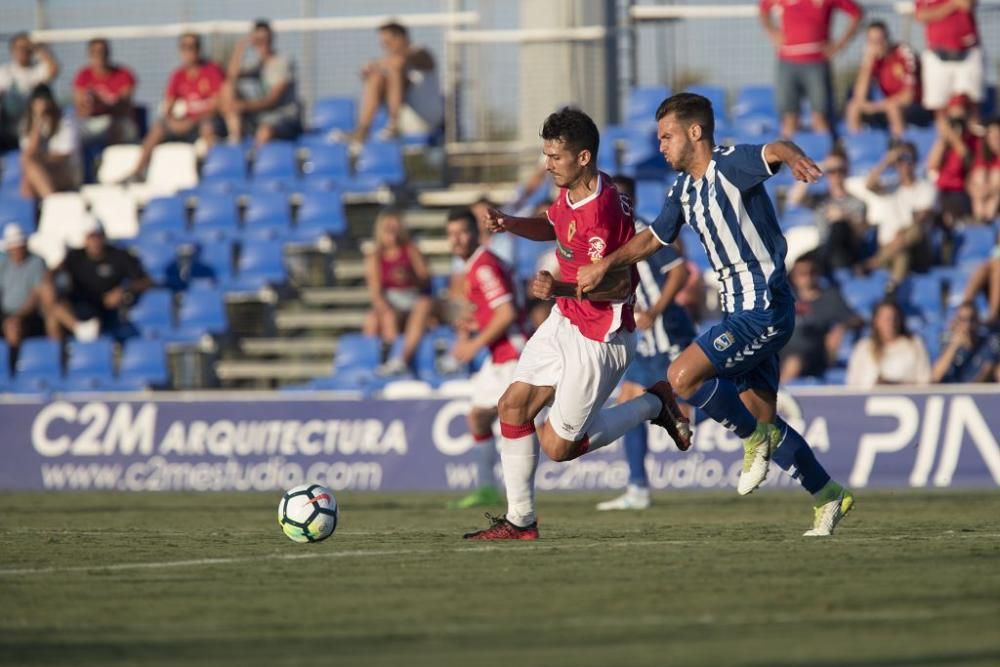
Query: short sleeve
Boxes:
[
  {"xmin": 164, "ymin": 69, "xmax": 181, "ymax": 98},
  {"xmin": 657, "ymin": 246, "xmax": 684, "ymax": 274},
  {"xmin": 474, "ymin": 261, "xmax": 513, "ymax": 309},
  {"xmin": 715, "ymin": 144, "xmax": 777, "ymax": 191},
  {"xmin": 833, "ymin": 0, "xmax": 863, "ymax": 18},
  {"xmin": 121, "ymin": 67, "xmax": 137, "ymax": 89},
  {"xmin": 649, "ymin": 177, "xmax": 685, "ymax": 245},
  {"xmin": 123, "ymin": 250, "xmax": 148, "ymax": 281},
  {"xmin": 72, "ymin": 68, "xmax": 88, "ymax": 90}
]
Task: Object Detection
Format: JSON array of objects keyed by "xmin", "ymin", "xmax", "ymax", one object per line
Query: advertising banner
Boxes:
[{"xmin": 1, "ymin": 389, "xmax": 999, "ymax": 491}]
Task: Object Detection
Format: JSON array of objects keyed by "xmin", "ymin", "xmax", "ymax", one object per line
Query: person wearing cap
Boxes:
[
  {"xmin": 54, "ymin": 219, "xmax": 151, "ymax": 338},
  {"xmin": 0, "ymin": 223, "xmax": 60, "ymax": 351}
]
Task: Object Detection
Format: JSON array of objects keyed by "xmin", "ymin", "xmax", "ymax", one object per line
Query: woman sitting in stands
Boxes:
[
  {"xmin": 19, "ymin": 84, "xmax": 82, "ymax": 198},
  {"xmin": 846, "ymin": 299, "xmax": 931, "ymax": 388},
  {"xmin": 363, "ymin": 207, "xmax": 433, "ymax": 376}
]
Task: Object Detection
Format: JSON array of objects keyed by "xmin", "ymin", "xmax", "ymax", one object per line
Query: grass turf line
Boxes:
[{"xmin": 0, "ymin": 490, "xmax": 998, "ymax": 667}]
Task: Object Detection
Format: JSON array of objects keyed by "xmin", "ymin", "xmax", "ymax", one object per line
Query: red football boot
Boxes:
[
  {"xmin": 463, "ymin": 513, "xmax": 539, "ymax": 540},
  {"xmin": 647, "ymin": 380, "xmax": 693, "ymax": 451}
]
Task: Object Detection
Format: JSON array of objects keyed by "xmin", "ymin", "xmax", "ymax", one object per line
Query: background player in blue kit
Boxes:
[
  {"xmin": 596, "ymin": 175, "xmax": 696, "ymax": 511},
  {"xmin": 578, "ymin": 93, "xmax": 853, "ymax": 536}
]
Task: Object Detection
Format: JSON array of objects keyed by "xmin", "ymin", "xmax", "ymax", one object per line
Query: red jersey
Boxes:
[
  {"xmin": 872, "ymin": 44, "xmax": 921, "ymax": 100},
  {"xmin": 73, "ymin": 65, "xmax": 136, "ymax": 115},
  {"xmin": 379, "ymin": 244, "xmax": 420, "ymax": 289},
  {"xmin": 547, "ymin": 173, "xmax": 636, "ymax": 342},
  {"xmin": 465, "ymin": 246, "xmax": 527, "ymax": 363},
  {"xmin": 916, "ymin": 0, "xmax": 978, "ymax": 51},
  {"xmin": 937, "ymin": 135, "xmax": 978, "ymax": 192},
  {"xmin": 164, "ymin": 61, "xmax": 225, "ymax": 119},
  {"xmin": 760, "ymin": 0, "xmax": 863, "ymax": 63}
]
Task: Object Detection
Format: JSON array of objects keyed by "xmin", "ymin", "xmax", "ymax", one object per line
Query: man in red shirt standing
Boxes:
[
  {"xmin": 914, "ymin": 0, "xmax": 983, "ymax": 128},
  {"xmin": 759, "ymin": 0, "xmax": 864, "ymax": 138},
  {"xmin": 73, "ymin": 38, "xmax": 137, "ymax": 147},
  {"xmin": 127, "ymin": 33, "xmax": 224, "ymax": 179},
  {"xmin": 846, "ymin": 21, "xmax": 930, "ymax": 139},
  {"xmin": 462, "ymin": 108, "xmax": 689, "ymax": 540}
]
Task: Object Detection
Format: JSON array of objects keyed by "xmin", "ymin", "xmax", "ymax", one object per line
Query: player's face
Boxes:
[
  {"xmin": 446, "ymin": 220, "xmax": 476, "ymax": 259},
  {"xmin": 866, "ymin": 28, "xmax": 889, "ymax": 58},
  {"xmin": 873, "ymin": 304, "xmax": 901, "ymax": 341},
  {"xmin": 543, "ymin": 139, "xmax": 586, "ymax": 189},
  {"xmin": 657, "ymin": 114, "xmax": 695, "ymax": 172},
  {"xmin": 378, "ymin": 30, "xmax": 407, "ymax": 56},
  {"xmin": 179, "ymin": 37, "xmax": 200, "ymax": 66}
]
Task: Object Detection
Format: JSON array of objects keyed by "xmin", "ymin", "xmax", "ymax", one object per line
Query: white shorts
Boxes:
[
  {"xmin": 921, "ymin": 47, "xmax": 984, "ymax": 110},
  {"xmin": 471, "ymin": 357, "xmax": 518, "ymax": 409},
  {"xmin": 512, "ymin": 305, "xmax": 635, "ymax": 442}
]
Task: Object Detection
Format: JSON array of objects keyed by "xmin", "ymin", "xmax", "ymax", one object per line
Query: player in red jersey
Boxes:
[
  {"xmin": 463, "ymin": 108, "xmax": 689, "ymax": 540},
  {"xmin": 914, "ymin": 0, "xmax": 983, "ymax": 128},
  {"xmin": 445, "ymin": 207, "xmax": 528, "ymax": 509}
]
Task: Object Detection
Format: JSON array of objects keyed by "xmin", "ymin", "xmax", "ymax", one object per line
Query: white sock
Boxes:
[
  {"xmin": 583, "ymin": 394, "xmax": 661, "ymax": 451},
  {"xmin": 499, "ymin": 425, "xmax": 539, "ymax": 527},
  {"xmin": 474, "ymin": 435, "xmax": 497, "ymax": 488}
]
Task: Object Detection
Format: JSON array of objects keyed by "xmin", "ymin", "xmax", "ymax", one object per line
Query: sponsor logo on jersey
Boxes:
[
  {"xmin": 713, "ymin": 331, "xmax": 735, "ymax": 352},
  {"xmin": 556, "ymin": 240, "xmax": 574, "ymax": 259},
  {"xmin": 587, "ymin": 237, "xmax": 606, "ymax": 263}
]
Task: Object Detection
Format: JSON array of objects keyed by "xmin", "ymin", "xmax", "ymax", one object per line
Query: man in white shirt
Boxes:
[
  {"xmin": 0, "ymin": 32, "xmax": 58, "ymax": 151},
  {"xmin": 858, "ymin": 142, "xmax": 937, "ymax": 285}
]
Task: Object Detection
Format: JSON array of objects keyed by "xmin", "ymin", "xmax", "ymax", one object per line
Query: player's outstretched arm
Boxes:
[
  {"xmin": 484, "ymin": 207, "xmax": 556, "ymax": 241},
  {"xmin": 576, "ymin": 229, "xmax": 663, "ymax": 298},
  {"xmin": 764, "ymin": 140, "xmax": 824, "ymax": 183}
]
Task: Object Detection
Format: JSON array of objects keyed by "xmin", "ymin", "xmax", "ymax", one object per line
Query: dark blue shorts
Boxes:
[{"xmin": 694, "ymin": 302, "xmax": 795, "ymax": 395}]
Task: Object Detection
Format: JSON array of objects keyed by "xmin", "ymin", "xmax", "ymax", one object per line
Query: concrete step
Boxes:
[
  {"xmin": 276, "ymin": 309, "xmax": 367, "ymax": 331},
  {"xmin": 416, "ymin": 185, "xmax": 518, "ymax": 208},
  {"xmin": 299, "ymin": 287, "xmax": 370, "ymax": 307},
  {"xmin": 336, "ymin": 257, "xmax": 454, "ymax": 281},
  {"xmin": 240, "ymin": 337, "xmax": 338, "ymax": 357},
  {"xmin": 215, "ymin": 359, "xmax": 333, "ymax": 381}
]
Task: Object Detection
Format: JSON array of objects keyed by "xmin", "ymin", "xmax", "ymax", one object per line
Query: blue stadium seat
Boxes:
[
  {"xmin": 1, "ymin": 151, "xmax": 22, "ymax": 191},
  {"xmin": 226, "ymin": 240, "xmax": 287, "ymax": 291},
  {"xmin": 310, "ymin": 97, "xmax": 356, "ymax": 134},
  {"xmin": 174, "ymin": 286, "xmax": 228, "ymax": 339},
  {"xmin": 353, "ymin": 140, "xmax": 405, "ymax": 189},
  {"xmin": 15, "ymin": 339, "xmax": 61, "ymax": 386},
  {"xmin": 621, "ymin": 126, "xmax": 669, "ymax": 179},
  {"xmin": 0, "ymin": 340, "xmax": 9, "ymax": 388},
  {"xmin": 414, "ymin": 327, "xmax": 466, "ymax": 386},
  {"xmin": 955, "ymin": 225, "xmax": 997, "ymax": 265},
  {"xmin": 780, "ymin": 206, "xmax": 815, "ymax": 230},
  {"xmin": 253, "ymin": 141, "xmax": 298, "ymax": 181},
  {"xmin": 686, "ymin": 84, "xmax": 727, "ymax": 120},
  {"xmin": 902, "ymin": 126, "xmax": 936, "ymax": 162},
  {"xmin": 244, "ymin": 192, "xmax": 292, "ymax": 240},
  {"xmin": 132, "ymin": 241, "xmax": 177, "ymax": 285},
  {"xmin": 192, "ymin": 193, "xmax": 239, "ymax": 240},
  {"xmin": 139, "ymin": 195, "xmax": 188, "ymax": 239},
  {"xmin": 733, "ymin": 85, "xmax": 777, "ymax": 117},
  {"xmin": 635, "ymin": 180, "xmax": 667, "ymax": 222},
  {"xmin": 293, "ymin": 190, "xmax": 348, "ymax": 240},
  {"xmin": 66, "ymin": 339, "xmax": 114, "ymax": 382},
  {"xmin": 0, "ymin": 196, "xmax": 35, "ymax": 233},
  {"xmin": 201, "ymin": 145, "xmax": 247, "ymax": 188},
  {"xmin": 334, "ymin": 333, "xmax": 382, "ymax": 371},
  {"xmin": 193, "ymin": 240, "xmax": 235, "ymax": 284},
  {"xmin": 627, "ymin": 85, "xmax": 671, "ymax": 126},
  {"xmin": 302, "ymin": 143, "xmax": 351, "ymax": 184},
  {"xmin": 127, "ymin": 288, "xmax": 173, "ymax": 338},
  {"xmin": 118, "ymin": 338, "xmax": 169, "ymax": 387},
  {"xmin": 843, "ymin": 129, "xmax": 889, "ymax": 166},
  {"xmin": 792, "ymin": 131, "xmax": 833, "ymax": 161}
]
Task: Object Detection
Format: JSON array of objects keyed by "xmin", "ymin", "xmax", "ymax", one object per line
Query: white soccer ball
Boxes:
[{"xmin": 278, "ymin": 484, "xmax": 339, "ymax": 543}]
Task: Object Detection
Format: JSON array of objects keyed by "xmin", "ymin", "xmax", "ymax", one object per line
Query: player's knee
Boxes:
[
  {"xmin": 497, "ymin": 391, "xmax": 523, "ymax": 425},
  {"xmin": 667, "ymin": 363, "xmax": 692, "ymax": 396},
  {"xmin": 540, "ymin": 436, "xmax": 574, "ymax": 463}
]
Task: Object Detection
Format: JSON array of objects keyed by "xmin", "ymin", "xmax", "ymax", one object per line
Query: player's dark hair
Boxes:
[
  {"xmin": 611, "ymin": 174, "xmax": 636, "ymax": 200},
  {"xmin": 378, "ymin": 21, "xmax": 409, "ymax": 40},
  {"xmin": 867, "ymin": 20, "xmax": 889, "ymax": 36},
  {"xmin": 447, "ymin": 207, "xmax": 478, "ymax": 236},
  {"xmin": 9, "ymin": 32, "xmax": 29, "ymax": 51},
  {"xmin": 655, "ymin": 93, "xmax": 715, "ymax": 142},
  {"xmin": 253, "ymin": 19, "xmax": 273, "ymax": 33},
  {"xmin": 896, "ymin": 141, "xmax": 919, "ymax": 162},
  {"xmin": 871, "ymin": 298, "xmax": 910, "ymax": 360},
  {"xmin": 87, "ymin": 37, "xmax": 110, "ymax": 55},
  {"xmin": 541, "ymin": 107, "xmax": 600, "ymax": 160},
  {"xmin": 179, "ymin": 32, "xmax": 201, "ymax": 52}
]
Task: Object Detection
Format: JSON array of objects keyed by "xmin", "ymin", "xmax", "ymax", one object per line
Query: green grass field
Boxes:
[{"xmin": 2, "ymin": 490, "xmax": 999, "ymax": 667}]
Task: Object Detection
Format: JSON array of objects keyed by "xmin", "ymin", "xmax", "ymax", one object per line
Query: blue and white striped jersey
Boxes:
[
  {"xmin": 632, "ymin": 234, "xmax": 696, "ymax": 359},
  {"xmin": 649, "ymin": 144, "xmax": 792, "ymax": 313}
]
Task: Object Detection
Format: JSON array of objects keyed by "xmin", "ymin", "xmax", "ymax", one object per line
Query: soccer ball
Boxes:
[{"xmin": 278, "ymin": 484, "xmax": 338, "ymax": 543}]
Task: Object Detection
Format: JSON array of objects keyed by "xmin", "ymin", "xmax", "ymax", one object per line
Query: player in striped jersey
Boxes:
[
  {"xmin": 597, "ymin": 175, "xmax": 696, "ymax": 511},
  {"xmin": 578, "ymin": 93, "xmax": 853, "ymax": 536}
]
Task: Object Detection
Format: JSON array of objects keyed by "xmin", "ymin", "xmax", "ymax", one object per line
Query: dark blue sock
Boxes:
[
  {"xmin": 772, "ymin": 418, "xmax": 831, "ymax": 494},
  {"xmin": 624, "ymin": 425, "xmax": 648, "ymax": 487},
  {"xmin": 687, "ymin": 378, "xmax": 757, "ymax": 438}
]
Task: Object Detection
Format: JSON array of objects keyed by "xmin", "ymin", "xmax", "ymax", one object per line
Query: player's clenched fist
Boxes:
[
  {"xmin": 531, "ymin": 270, "xmax": 556, "ymax": 300},
  {"xmin": 485, "ymin": 207, "xmax": 508, "ymax": 234},
  {"xmin": 575, "ymin": 260, "xmax": 607, "ymax": 298}
]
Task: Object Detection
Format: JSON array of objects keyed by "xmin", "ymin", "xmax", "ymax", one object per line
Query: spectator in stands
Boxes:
[
  {"xmin": 914, "ymin": 0, "xmax": 983, "ymax": 129},
  {"xmin": 19, "ymin": 84, "xmax": 82, "ymax": 198},
  {"xmin": 0, "ymin": 32, "xmax": 58, "ymax": 152},
  {"xmin": 758, "ymin": 0, "xmax": 863, "ymax": 138},
  {"xmin": 221, "ymin": 20, "xmax": 301, "ymax": 146},
  {"xmin": 0, "ymin": 224, "xmax": 61, "ymax": 350},
  {"xmin": 781, "ymin": 253, "xmax": 862, "ymax": 382},
  {"xmin": 72, "ymin": 38, "xmax": 138, "ymax": 148},
  {"xmin": 863, "ymin": 142, "xmax": 937, "ymax": 286},
  {"xmin": 55, "ymin": 218, "xmax": 151, "ymax": 339},
  {"xmin": 845, "ymin": 21, "xmax": 929, "ymax": 139},
  {"xmin": 788, "ymin": 148, "xmax": 868, "ymax": 271},
  {"xmin": 961, "ymin": 239, "xmax": 1000, "ymax": 324},
  {"xmin": 346, "ymin": 21, "xmax": 443, "ymax": 144},
  {"xmin": 932, "ymin": 301, "xmax": 999, "ymax": 383},
  {"xmin": 846, "ymin": 299, "xmax": 932, "ymax": 387},
  {"xmin": 927, "ymin": 94, "xmax": 977, "ymax": 227},
  {"xmin": 127, "ymin": 33, "xmax": 225, "ymax": 179},
  {"xmin": 363, "ymin": 208, "xmax": 433, "ymax": 376},
  {"xmin": 969, "ymin": 117, "xmax": 1000, "ymax": 223}
]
